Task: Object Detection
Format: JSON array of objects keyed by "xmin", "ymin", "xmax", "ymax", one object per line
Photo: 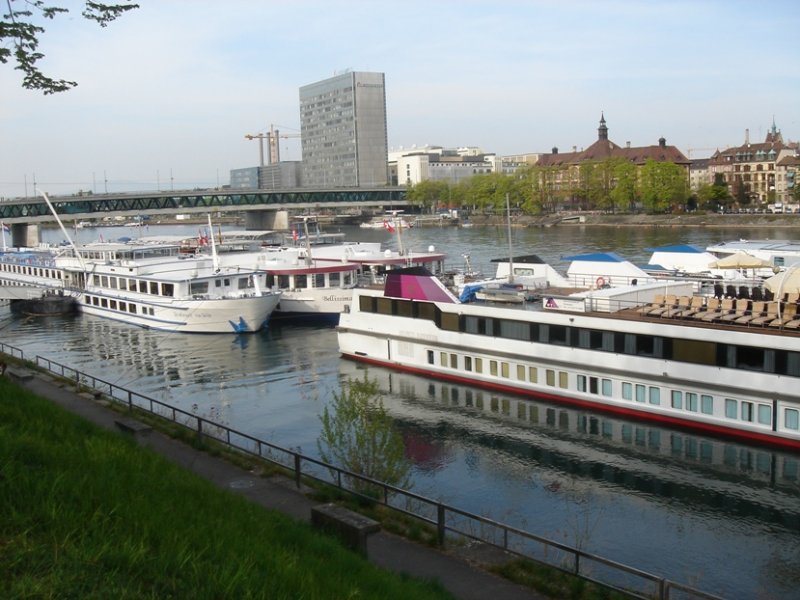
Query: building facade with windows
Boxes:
[
  {"xmin": 532, "ymin": 114, "xmax": 690, "ymax": 209},
  {"xmin": 394, "ymin": 149, "xmax": 497, "ymax": 186},
  {"xmin": 299, "ymin": 71, "xmax": 389, "ymax": 188},
  {"xmin": 708, "ymin": 122, "xmax": 798, "ymax": 205}
]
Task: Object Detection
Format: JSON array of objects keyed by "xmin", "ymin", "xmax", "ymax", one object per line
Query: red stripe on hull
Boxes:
[{"xmin": 342, "ymin": 354, "xmax": 800, "ymax": 452}]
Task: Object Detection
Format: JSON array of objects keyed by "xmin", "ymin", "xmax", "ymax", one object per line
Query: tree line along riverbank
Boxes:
[{"xmin": 466, "ymin": 212, "xmax": 800, "ymax": 229}]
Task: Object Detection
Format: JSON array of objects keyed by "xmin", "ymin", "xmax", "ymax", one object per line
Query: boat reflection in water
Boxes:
[
  {"xmin": 49, "ymin": 314, "xmax": 341, "ymax": 450},
  {"xmin": 338, "ymin": 359, "xmax": 800, "ymax": 600}
]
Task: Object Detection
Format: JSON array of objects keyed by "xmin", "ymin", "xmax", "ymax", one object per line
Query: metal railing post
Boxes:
[
  {"xmin": 294, "ymin": 454, "xmax": 301, "ymax": 488},
  {"xmin": 437, "ymin": 503, "xmax": 446, "ymax": 546},
  {"xmin": 658, "ymin": 578, "xmax": 666, "ymax": 600}
]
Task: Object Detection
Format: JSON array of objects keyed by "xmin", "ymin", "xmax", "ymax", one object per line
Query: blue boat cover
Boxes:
[{"xmin": 561, "ymin": 252, "xmax": 627, "ymax": 263}]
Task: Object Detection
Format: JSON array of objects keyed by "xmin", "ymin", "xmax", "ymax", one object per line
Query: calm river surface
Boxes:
[{"xmin": 2, "ymin": 222, "xmax": 799, "ymax": 600}]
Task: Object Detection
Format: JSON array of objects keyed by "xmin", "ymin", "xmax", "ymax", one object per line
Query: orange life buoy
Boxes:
[{"xmin": 596, "ymin": 276, "xmax": 606, "ymax": 288}]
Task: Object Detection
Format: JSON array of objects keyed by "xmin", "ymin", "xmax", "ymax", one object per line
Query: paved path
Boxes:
[{"xmin": 11, "ymin": 369, "xmax": 547, "ymax": 600}]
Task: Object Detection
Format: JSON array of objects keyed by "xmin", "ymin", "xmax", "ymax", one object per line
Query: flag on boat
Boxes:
[
  {"xmin": 383, "ymin": 219, "xmax": 395, "ymax": 233},
  {"xmin": 292, "ymin": 228, "xmax": 299, "ymax": 242},
  {"xmin": 1, "ymin": 222, "xmax": 8, "ymax": 234},
  {"xmin": 197, "ymin": 228, "xmax": 209, "ymax": 246}
]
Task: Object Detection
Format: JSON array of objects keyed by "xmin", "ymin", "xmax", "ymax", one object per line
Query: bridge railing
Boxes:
[{"xmin": 1, "ymin": 343, "xmax": 722, "ymax": 600}]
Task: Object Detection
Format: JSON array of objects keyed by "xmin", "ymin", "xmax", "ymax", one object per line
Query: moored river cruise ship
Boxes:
[
  {"xmin": 0, "ymin": 241, "xmax": 282, "ymax": 333},
  {"xmin": 337, "ymin": 268, "xmax": 800, "ymax": 450}
]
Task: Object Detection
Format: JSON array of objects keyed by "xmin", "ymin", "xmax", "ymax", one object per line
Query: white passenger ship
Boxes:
[
  {"xmin": 204, "ymin": 218, "xmax": 447, "ymax": 320},
  {"xmin": 0, "ymin": 241, "xmax": 282, "ymax": 333},
  {"xmin": 338, "ymin": 268, "xmax": 800, "ymax": 450}
]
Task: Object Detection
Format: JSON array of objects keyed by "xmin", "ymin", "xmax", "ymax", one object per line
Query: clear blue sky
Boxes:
[{"xmin": 1, "ymin": 0, "xmax": 798, "ymax": 197}]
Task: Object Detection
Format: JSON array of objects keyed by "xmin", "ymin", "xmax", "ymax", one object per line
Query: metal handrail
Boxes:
[{"xmin": 1, "ymin": 343, "xmax": 722, "ymax": 600}]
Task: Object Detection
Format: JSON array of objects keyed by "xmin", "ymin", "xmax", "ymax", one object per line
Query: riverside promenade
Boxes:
[{"xmin": 7, "ymin": 367, "xmax": 546, "ymax": 600}]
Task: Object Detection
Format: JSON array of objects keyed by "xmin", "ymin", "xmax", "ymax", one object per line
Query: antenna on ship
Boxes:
[
  {"xmin": 506, "ymin": 193, "xmax": 514, "ymax": 284},
  {"xmin": 299, "ymin": 215, "xmax": 314, "ymax": 267},
  {"xmin": 207, "ymin": 213, "xmax": 220, "ymax": 272}
]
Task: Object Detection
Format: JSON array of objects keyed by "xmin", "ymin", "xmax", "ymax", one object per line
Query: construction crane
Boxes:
[{"xmin": 244, "ymin": 124, "xmax": 301, "ymax": 166}]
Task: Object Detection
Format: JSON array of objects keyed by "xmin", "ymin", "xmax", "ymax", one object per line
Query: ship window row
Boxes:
[
  {"xmin": 362, "ymin": 297, "xmax": 800, "ymax": 378},
  {"xmin": 724, "ymin": 398, "xmax": 773, "ymax": 426},
  {"xmin": 94, "ymin": 275, "xmax": 175, "ymax": 298},
  {"xmin": 84, "ymin": 294, "xmax": 155, "ymax": 315},
  {"xmin": 425, "ymin": 343, "xmax": 799, "ymax": 433},
  {"xmin": 1, "ymin": 263, "xmax": 63, "ymax": 280},
  {"xmin": 266, "ymin": 271, "xmax": 353, "ymax": 290}
]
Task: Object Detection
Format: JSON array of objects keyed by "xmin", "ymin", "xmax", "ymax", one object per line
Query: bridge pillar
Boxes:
[
  {"xmin": 244, "ymin": 210, "xmax": 289, "ymax": 231},
  {"xmin": 4, "ymin": 223, "xmax": 40, "ymax": 248}
]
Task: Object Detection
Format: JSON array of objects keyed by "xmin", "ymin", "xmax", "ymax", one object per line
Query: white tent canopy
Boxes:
[
  {"xmin": 763, "ymin": 267, "xmax": 800, "ymax": 294},
  {"xmin": 708, "ymin": 251, "xmax": 772, "ymax": 269}
]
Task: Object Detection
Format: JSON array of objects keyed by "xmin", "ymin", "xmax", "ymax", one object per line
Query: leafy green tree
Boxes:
[
  {"xmin": 463, "ymin": 172, "xmax": 520, "ymax": 214},
  {"xmin": 405, "ymin": 180, "xmax": 450, "ymax": 212},
  {"xmin": 318, "ymin": 373, "xmax": 412, "ymax": 495},
  {"xmin": 696, "ymin": 180, "xmax": 731, "ymax": 211},
  {"xmin": 608, "ymin": 158, "xmax": 637, "ymax": 213},
  {"xmin": 577, "ymin": 160, "xmax": 617, "ymax": 211},
  {"xmin": 2, "ymin": 1, "xmax": 139, "ymax": 94},
  {"xmin": 638, "ymin": 160, "xmax": 689, "ymax": 213},
  {"xmin": 791, "ymin": 177, "xmax": 800, "ymax": 203}
]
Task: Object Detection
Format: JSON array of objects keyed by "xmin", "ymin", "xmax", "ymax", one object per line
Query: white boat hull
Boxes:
[
  {"xmin": 274, "ymin": 288, "xmax": 353, "ymax": 317},
  {"xmin": 79, "ymin": 290, "xmax": 281, "ymax": 333}
]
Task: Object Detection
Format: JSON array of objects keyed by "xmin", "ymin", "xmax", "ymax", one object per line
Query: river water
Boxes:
[{"xmin": 2, "ymin": 222, "xmax": 799, "ymax": 600}]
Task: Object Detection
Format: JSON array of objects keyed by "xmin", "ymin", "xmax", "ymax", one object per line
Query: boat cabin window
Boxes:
[
  {"xmin": 416, "ymin": 302, "xmax": 436, "ymax": 321},
  {"xmin": 295, "ymin": 274, "xmax": 307, "ymax": 289},
  {"xmin": 439, "ymin": 312, "xmax": 459, "ymax": 332},
  {"xmin": 330, "ymin": 272, "xmax": 340, "ymax": 286},
  {"xmin": 785, "ymin": 409, "xmax": 799, "ymax": 431},
  {"xmin": 396, "ymin": 299, "xmax": 413, "ymax": 318},
  {"xmin": 314, "ymin": 273, "xmax": 325, "ymax": 288},
  {"xmin": 162, "ymin": 283, "xmax": 173, "ymax": 297},
  {"xmin": 500, "ymin": 319, "xmax": 530, "ymax": 341},
  {"xmin": 190, "ymin": 281, "xmax": 209, "ymax": 295},
  {"xmin": 358, "ymin": 296, "xmax": 376, "ymax": 313},
  {"xmin": 376, "ymin": 297, "xmax": 393, "ymax": 315},
  {"xmin": 622, "ymin": 382, "xmax": 633, "ymax": 401},
  {"xmin": 238, "ymin": 277, "xmax": 253, "ymax": 290},
  {"xmin": 758, "ymin": 405, "xmax": 771, "ymax": 426}
]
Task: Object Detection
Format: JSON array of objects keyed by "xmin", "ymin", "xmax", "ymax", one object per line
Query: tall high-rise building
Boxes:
[{"xmin": 299, "ymin": 71, "xmax": 388, "ymax": 188}]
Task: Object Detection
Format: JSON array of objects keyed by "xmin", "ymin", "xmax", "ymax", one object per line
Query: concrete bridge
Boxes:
[{"xmin": 0, "ymin": 187, "xmax": 409, "ymax": 246}]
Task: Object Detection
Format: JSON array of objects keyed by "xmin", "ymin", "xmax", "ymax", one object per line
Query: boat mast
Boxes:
[
  {"xmin": 207, "ymin": 214, "xmax": 220, "ymax": 272},
  {"xmin": 393, "ymin": 210, "xmax": 405, "ymax": 256},
  {"xmin": 301, "ymin": 216, "xmax": 313, "ymax": 267},
  {"xmin": 506, "ymin": 193, "xmax": 514, "ymax": 283},
  {"xmin": 39, "ymin": 190, "xmax": 87, "ymax": 273}
]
